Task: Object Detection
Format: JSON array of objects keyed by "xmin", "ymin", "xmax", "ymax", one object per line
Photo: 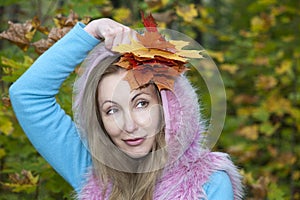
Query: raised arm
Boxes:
[
  {"xmin": 9, "ymin": 22, "xmax": 99, "ymax": 190},
  {"xmin": 9, "ymin": 18, "xmax": 132, "ymax": 191}
]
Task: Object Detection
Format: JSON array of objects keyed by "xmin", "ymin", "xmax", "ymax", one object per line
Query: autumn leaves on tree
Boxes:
[{"xmin": 0, "ymin": 11, "xmax": 90, "ymax": 55}]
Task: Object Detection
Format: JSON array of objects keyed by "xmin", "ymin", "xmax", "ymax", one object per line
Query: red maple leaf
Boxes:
[{"xmin": 141, "ymin": 11, "xmax": 157, "ymax": 32}]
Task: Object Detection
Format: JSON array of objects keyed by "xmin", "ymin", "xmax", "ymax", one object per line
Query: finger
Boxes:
[
  {"xmin": 111, "ymin": 27, "xmax": 125, "ymax": 48},
  {"xmin": 111, "ymin": 26, "xmax": 133, "ymax": 48},
  {"xmin": 97, "ymin": 19, "xmax": 133, "ymax": 49},
  {"xmin": 102, "ymin": 30, "xmax": 115, "ymax": 50},
  {"xmin": 122, "ymin": 29, "xmax": 138, "ymax": 45},
  {"xmin": 120, "ymin": 27, "xmax": 133, "ymax": 45}
]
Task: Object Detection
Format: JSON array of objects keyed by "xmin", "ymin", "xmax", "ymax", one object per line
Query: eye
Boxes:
[
  {"xmin": 136, "ymin": 100, "xmax": 149, "ymax": 109},
  {"xmin": 106, "ymin": 107, "xmax": 119, "ymax": 115}
]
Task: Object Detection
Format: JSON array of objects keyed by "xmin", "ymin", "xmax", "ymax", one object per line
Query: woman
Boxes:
[{"xmin": 9, "ymin": 16, "xmax": 244, "ymax": 199}]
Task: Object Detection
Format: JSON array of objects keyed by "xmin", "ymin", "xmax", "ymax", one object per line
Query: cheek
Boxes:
[
  {"xmin": 102, "ymin": 116, "xmax": 122, "ymax": 138},
  {"xmin": 135, "ymin": 104, "xmax": 163, "ymax": 130}
]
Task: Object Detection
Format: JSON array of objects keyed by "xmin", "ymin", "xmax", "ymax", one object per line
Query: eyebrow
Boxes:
[
  {"xmin": 131, "ymin": 91, "xmax": 152, "ymax": 102},
  {"xmin": 101, "ymin": 100, "xmax": 116, "ymax": 109}
]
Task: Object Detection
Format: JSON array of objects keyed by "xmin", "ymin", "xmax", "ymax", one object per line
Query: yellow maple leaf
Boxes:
[
  {"xmin": 113, "ymin": 40, "xmax": 188, "ymax": 62},
  {"xmin": 169, "ymin": 40, "xmax": 203, "ymax": 58},
  {"xmin": 132, "ymin": 48, "xmax": 187, "ymax": 62},
  {"xmin": 169, "ymin": 40, "xmax": 189, "ymax": 49},
  {"xmin": 176, "ymin": 50, "xmax": 203, "ymax": 59},
  {"xmin": 112, "ymin": 38, "xmax": 145, "ymax": 53}
]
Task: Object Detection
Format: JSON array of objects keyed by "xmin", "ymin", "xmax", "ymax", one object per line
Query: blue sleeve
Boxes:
[
  {"xmin": 9, "ymin": 23, "xmax": 100, "ymax": 191},
  {"xmin": 203, "ymin": 171, "xmax": 234, "ymax": 200}
]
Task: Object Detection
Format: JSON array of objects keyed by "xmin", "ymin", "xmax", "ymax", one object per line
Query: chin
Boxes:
[{"xmin": 124, "ymin": 150, "xmax": 150, "ymax": 159}]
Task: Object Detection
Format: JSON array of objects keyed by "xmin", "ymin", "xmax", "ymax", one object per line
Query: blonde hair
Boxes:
[{"xmin": 78, "ymin": 56, "xmax": 167, "ymax": 199}]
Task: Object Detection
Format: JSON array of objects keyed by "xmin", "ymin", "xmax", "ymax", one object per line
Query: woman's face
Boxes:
[{"xmin": 97, "ymin": 70, "xmax": 163, "ymax": 158}]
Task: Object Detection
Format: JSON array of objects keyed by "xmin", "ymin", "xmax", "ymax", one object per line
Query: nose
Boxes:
[{"xmin": 123, "ymin": 111, "xmax": 138, "ymax": 134}]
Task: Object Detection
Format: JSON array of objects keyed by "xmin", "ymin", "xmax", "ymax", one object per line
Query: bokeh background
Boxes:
[{"xmin": 0, "ymin": 0, "xmax": 299, "ymax": 199}]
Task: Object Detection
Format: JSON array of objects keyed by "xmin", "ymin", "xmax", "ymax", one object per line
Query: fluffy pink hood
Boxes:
[
  {"xmin": 161, "ymin": 75, "xmax": 205, "ymax": 163},
  {"xmin": 74, "ymin": 43, "xmax": 244, "ymax": 199},
  {"xmin": 156, "ymin": 75, "xmax": 244, "ymax": 199}
]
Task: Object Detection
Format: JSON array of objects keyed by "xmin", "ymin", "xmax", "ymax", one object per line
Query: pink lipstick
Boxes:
[{"xmin": 123, "ymin": 138, "xmax": 145, "ymax": 146}]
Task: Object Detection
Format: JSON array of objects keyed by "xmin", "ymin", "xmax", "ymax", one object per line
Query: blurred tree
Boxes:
[{"xmin": 0, "ymin": 0, "xmax": 299, "ymax": 199}]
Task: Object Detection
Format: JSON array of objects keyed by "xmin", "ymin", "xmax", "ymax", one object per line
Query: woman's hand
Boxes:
[{"xmin": 84, "ymin": 18, "xmax": 134, "ymax": 50}]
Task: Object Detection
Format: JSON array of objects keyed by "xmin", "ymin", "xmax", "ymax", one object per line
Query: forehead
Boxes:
[{"xmin": 97, "ymin": 71, "xmax": 157, "ymax": 103}]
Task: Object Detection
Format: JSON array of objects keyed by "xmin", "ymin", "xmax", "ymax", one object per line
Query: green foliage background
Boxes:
[{"xmin": 0, "ymin": 0, "xmax": 299, "ymax": 199}]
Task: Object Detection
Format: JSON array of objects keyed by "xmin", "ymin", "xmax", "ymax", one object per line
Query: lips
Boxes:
[{"xmin": 123, "ymin": 137, "xmax": 145, "ymax": 146}]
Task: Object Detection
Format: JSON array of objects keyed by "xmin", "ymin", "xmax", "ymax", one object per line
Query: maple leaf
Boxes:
[
  {"xmin": 32, "ymin": 39, "xmax": 53, "ymax": 55},
  {"xmin": 150, "ymin": 63, "xmax": 181, "ymax": 91},
  {"xmin": 137, "ymin": 31, "xmax": 176, "ymax": 50},
  {"xmin": 114, "ymin": 37, "xmax": 202, "ymax": 62},
  {"xmin": 139, "ymin": 12, "xmax": 177, "ymax": 51},
  {"xmin": 122, "ymin": 62, "xmax": 184, "ymax": 91},
  {"xmin": 141, "ymin": 12, "xmax": 158, "ymax": 32},
  {"xmin": 34, "ymin": 12, "xmax": 88, "ymax": 54},
  {"xmin": 0, "ymin": 11, "xmax": 86, "ymax": 54},
  {"xmin": 112, "ymin": 38, "xmax": 145, "ymax": 53},
  {"xmin": 65, "ymin": 11, "xmax": 79, "ymax": 26},
  {"xmin": 54, "ymin": 11, "xmax": 90, "ymax": 28},
  {"xmin": 113, "ymin": 39, "xmax": 186, "ymax": 62},
  {"xmin": 169, "ymin": 40, "xmax": 203, "ymax": 59},
  {"xmin": 132, "ymin": 48, "xmax": 187, "ymax": 62},
  {"xmin": 36, "ymin": 25, "xmax": 50, "ymax": 35},
  {"xmin": 114, "ymin": 54, "xmax": 132, "ymax": 69},
  {"xmin": 0, "ymin": 17, "xmax": 40, "ymax": 51},
  {"xmin": 132, "ymin": 67, "xmax": 154, "ymax": 87},
  {"xmin": 153, "ymin": 75, "xmax": 175, "ymax": 91},
  {"xmin": 168, "ymin": 40, "xmax": 190, "ymax": 50},
  {"xmin": 32, "ymin": 27, "xmax": 71, "ymax": 54},
  {"xmin": 54, "ymin": 13, "xmax": 75, "ymax": 28},
  {"xmin": 115, "ymin": 52, "xmax": 187, "ymax": 69},
  {"xmin": 48, "ymin": 27, "xmax": 72, "ymax": 42},
  {"xmin": 123, "ymin": 70, "xmax": 140, "ymax": 90}
]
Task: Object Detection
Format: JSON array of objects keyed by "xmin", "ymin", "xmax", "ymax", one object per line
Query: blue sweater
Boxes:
[{"xmin": 9, "ymin": 22, "xmax": 233, "ymax": 199}]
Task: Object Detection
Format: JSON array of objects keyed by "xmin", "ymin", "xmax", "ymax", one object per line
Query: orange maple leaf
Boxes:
[
  {"xmin": 137, "ymin": 31, "xmax": 176, "ymax": 50},
  {"xmin": 122, "ymin": 62, "xmax": 185, "ymax": 91}
]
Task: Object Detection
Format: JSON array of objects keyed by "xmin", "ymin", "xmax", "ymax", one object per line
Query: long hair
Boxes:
[{"xmin": 77, "ymin": 55, "xmax": 167, "ymax": 199}]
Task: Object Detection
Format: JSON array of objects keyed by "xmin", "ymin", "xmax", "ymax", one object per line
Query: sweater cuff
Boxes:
[{"xmin": 72, "ymin": 22, "xmax": 101, "ymax": 47}]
